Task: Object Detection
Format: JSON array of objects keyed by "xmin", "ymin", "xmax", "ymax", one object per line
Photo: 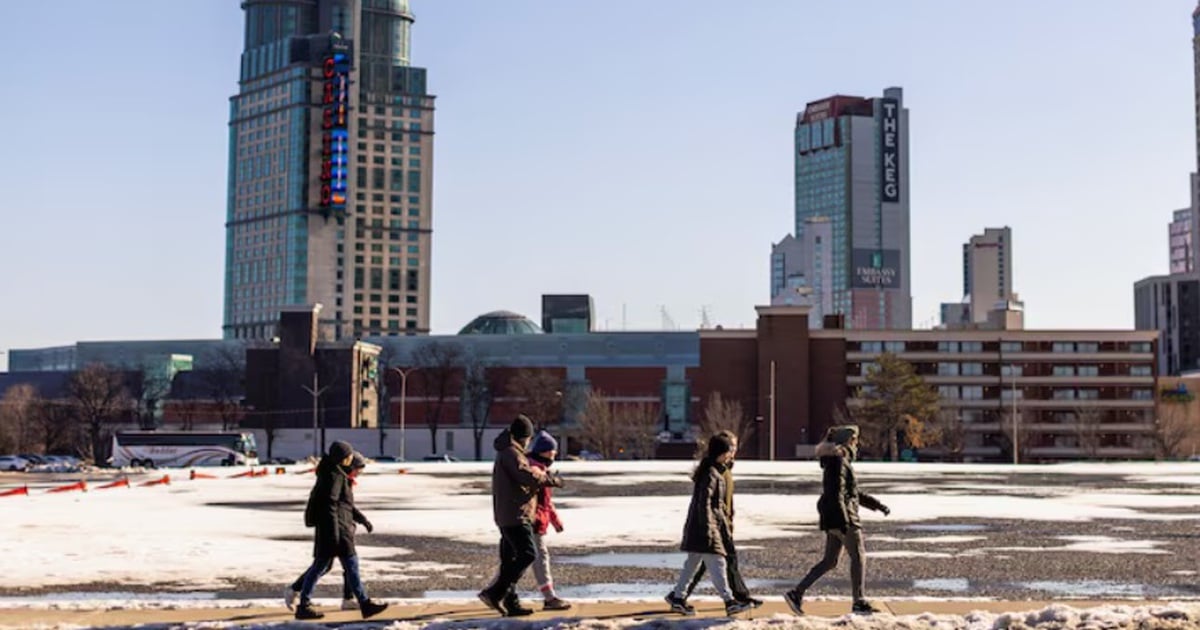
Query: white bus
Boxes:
[{"xmin": 110, "ymin": 431, "xmax": 259, "ymax": 468}]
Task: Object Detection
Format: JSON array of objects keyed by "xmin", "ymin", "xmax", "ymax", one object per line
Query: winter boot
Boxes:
[
  {"xmin": 294, "ymin": 602, "xmax": 324, "ymax": 620},
  {"xmin": 501, "ymin": 597, "xmax": 534, "ymax": 617},
  {"xmin": 852, "ymin": 599, "xmax": 882, "ymax": 614},
  {"xmin": 360, "ymin": 599, "xmax": 389, "ymax": 619},
  {"xmin": 543, "ymin": 596, "xmax": 572, "ymax": 611},
  {"xmin": 725, "ymin": 599, "xmax": 752, "ymax": 616},
  {"xmin": 477, "ymin": 589, "xmax": 504, "ymax": 614},
  {"xmin": 784, "ymin": 589, "xmax": 805, "ymax": 616},
  {"xmin": 738, "ymin": 596, "xmax": 764, "ymax": 609},
  {"xmin": 664, "ymin": 592, "xmax": 695, "ymax": 616}
]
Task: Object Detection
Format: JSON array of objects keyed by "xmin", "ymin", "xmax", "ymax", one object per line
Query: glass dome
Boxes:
[{"xmin": 458, "ymin": 311, "xmax": 544, "ymax": 335}]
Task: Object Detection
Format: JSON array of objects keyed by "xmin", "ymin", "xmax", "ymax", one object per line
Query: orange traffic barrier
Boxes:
[
  {"xmin": 140, "ymin": 474, "xmax": 171, "ymax": 487},
  {"xmin": 0, "ymin": 486, "xmax": 28, "ymax": 497},
  {"xmin": 294, "ymin": 467, "xmax": 315, "ymax": 475},
  {"xmin": 397, "ymin": 468, "xmax": 409, "ymax": 475},
  {"xmin": 96, "ymin": 478, "xmax": 129, "ymax": 490},
  {"xmin": 190, "ymin": 470, "xmax": 218, "ymax": 480},
  {"xmin": 46, "ymin": 480, "xmax": 87, "ymax": 494},
  {"xmin": 275, "ymin": 467, "xmax": 286, "ymax": 475},
  {"xmin": 229, "ymin": 469, "xmax": 255, "ymax": 479},
  {"xmin": 252, "ymin": 468, "xmax": 270, "ymax": 477}
]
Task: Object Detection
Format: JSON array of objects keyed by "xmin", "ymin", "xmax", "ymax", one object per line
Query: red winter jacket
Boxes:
[{"xmin": 529, "ymin": 456, "xmax": 563, "ymax": 536}]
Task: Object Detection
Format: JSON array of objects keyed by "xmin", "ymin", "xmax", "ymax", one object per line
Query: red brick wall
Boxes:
[{"xmin": 757, "ymin": 312, "xmax": 811, "ymax": 460}]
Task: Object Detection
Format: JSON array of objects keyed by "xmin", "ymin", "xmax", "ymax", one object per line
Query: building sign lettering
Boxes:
[
  {"xmin": 879, "ymin": 97, "xmax": 900, "ymax": 203},
  {"xmin": 320, "ymin": 51, "xmax": 350, "ymax": 213}
]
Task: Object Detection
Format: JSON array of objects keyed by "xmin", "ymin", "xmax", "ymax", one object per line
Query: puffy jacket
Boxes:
[
  {"xmin": 491, "ymin": 429, "xmax": 562, "ymax": 527},
  {"xmin": 815, "ymin": 440, "xmax": 885, "ymax": 531},
  {"xmin": 529, "ymin": 455, "xmax": 563, "ymax": 536},
  {"xmin": 306, "ymin": 441, "xmax": 359, "ymax": 557},
  {"xmin": 680, "ymin": 461, "xmax": 731, "ymax": 556}
]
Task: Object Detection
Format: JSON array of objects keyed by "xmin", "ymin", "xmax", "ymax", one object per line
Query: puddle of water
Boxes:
[
  {"xmin": 914, "ymin": 578, "xmax": 970, "ymax": 592},
  {"xmin": 560, "ymin": 552, "xmax": 686, "ymax": 570},
  {"xmin": 428, "ymin": 583, "xmax": 673, "ymax": 599},
  {"xmin": 1017, "ymin": 581, "xmax": 1146, "ymax": 597},
  {"xmin": 904, "ymin": 524, "xmax": 988, "ymax": 532}
]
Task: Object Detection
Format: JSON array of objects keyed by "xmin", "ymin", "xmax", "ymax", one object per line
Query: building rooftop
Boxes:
[{"xmin": 457, "ymin": 311, "xmax": 544, "ymax": 336}]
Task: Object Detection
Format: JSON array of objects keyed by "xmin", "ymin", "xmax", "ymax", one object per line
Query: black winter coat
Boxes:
[
  {"xmin": 308, "ymin": 456, "xmax": 360, "ymax": 558},
  {"xmin": 815, "ymin": 441, "xmax": 885, "ymax": 532},
  {"xmin": 680, "ymin": 462, "xmax": 732, "ymax": 556}
]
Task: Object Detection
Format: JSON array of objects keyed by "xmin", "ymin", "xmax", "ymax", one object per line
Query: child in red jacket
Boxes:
[{"xmin": 527, "ymin": 431, "xmax": 570, "ymax": 610}]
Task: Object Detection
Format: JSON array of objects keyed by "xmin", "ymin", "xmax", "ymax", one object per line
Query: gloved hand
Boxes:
[
  {"xmin": 879, "ymin": 504, "xmax": 891, "ymax": 517},
  {"xmin": 363, "ymin": 519, "xmax": 375, "ymax": 533},
  {"xmin": 554, "ymin": 522, "xmax": 564, "ymax": 533},
  {"xmin": 549, "ymin": 473, "xmax": 564, "ymax": 488}
]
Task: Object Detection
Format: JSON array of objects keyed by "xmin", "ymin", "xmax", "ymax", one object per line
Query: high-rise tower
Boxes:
[
  {"xmin": 793, "ymin": 87, "xmax": 911, "ymax": 329},
  {"xmin": 224, "ymin": 0, "xmax": 434, "ymax": 341}
]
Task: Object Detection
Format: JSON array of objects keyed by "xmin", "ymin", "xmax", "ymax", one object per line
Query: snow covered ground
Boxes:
[{"xmin": 3, "ymin": 461, "xmax": 1200, "ymax": 627}]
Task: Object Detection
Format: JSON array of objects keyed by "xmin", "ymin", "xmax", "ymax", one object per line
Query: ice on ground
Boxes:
[{"xmin": 4, "ymin": 461, "xmax": 1200, "ymax": 590}]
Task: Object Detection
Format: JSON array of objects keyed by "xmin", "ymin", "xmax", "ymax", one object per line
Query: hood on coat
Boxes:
[
  {"xmin": 815, "ymin": 440, "xmax": 847, "ymax": 459},
  {"xmin": 493, "ymin": 428, "xmax": 513, "ymax": 451}
]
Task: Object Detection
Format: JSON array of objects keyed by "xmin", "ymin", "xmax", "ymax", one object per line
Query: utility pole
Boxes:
[
  {"xmin": 301, "ymin": 372, "xmax": 329, "ymax": 459},
  {"xmin": 391, "ymin": 367, "xmax": 421, "ymax": 462},
  {"xmin": 769, "ymin": 360, "xmax": 777, "ymax": 461}
]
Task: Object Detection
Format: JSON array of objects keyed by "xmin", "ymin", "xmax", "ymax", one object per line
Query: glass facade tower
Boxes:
[{"xmin": 224, "ymin": 0, "xmax": 434, "ymax": 341}]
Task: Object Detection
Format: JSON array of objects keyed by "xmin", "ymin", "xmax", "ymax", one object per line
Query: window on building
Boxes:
[
  {"xmin": 962, "ymin": 386, "xmax": 984, "ymax": 400},
  {"xmin": 1053, "ymin": 342, "xmax": 1076, "ymax": 353},
  {"xmin": 938, "ymin": 386, "xmax": 960, "ymax": 399},
  {"xmin": 938, "ymin": 341, "xmax": 960, "ymax": 353},
  {"xmin": 938, "ymin": 363, "xmax": 960, "ymax": 376},
  {"xmin": 1130, "ymin": 365, "xmax": 1152, "ymax": 376},
  {"xmin": 1053, "ymin": 366, "xmax": 1076, "ymax": 377},
  {"xmin": 1078, "ymin": 366, "xmax": 1099, "ymax": 377}
]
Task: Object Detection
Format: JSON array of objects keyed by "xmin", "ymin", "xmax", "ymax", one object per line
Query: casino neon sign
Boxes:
[{"xmin": 320, "ymin": 51, "xmax": 350, "ymax": 214}]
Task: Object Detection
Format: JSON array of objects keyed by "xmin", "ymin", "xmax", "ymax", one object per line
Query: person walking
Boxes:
[
  {"xmin": 682, "ymin": 430, "xmax": 760, "ymax": 609},
  {"xmin": 784, "ymin": 425, "xmax": 890, "ymax": 616},
  {"xmin": 293, "ymin": 442, "xmax": 388, "ymax": 621},
  {"xmin": 478, "ymin": 415, "xmax": 564, "ymax": 617},
  {"xmin": 284, "ymin": 453, "xmax": 374, "ymax": 612},
  {"xmin": 527, "ymin": 430, "xmax": 571, "ymax": 610},
  {"xmin": 665, "ymin": 432, "xmax": 751, "ymax": 617}
]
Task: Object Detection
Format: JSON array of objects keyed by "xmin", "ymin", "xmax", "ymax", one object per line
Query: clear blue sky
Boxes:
[{"xmin": 1, "ymin": 1, "xmax": 1195, "ymax": 369}]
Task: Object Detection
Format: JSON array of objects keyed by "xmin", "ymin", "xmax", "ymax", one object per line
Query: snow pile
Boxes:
[{"xmin": 10, "ymin": 603, "xmax": 1199, "ymax": 630}]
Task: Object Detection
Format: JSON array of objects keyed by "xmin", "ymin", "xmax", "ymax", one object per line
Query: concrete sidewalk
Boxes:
[{"xmin": 0, "ymin": 599, "xmax": 1171, "ymax": 627}]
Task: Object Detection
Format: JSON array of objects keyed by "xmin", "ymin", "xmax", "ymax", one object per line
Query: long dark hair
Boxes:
[{"xmin": 692, "ymin": 432, "xmax": 735, "ymax": 481}]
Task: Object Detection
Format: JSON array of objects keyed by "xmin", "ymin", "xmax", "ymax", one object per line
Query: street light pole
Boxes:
[
  {"xmin": 769, "ymin": 360, "xmax": 777, "ymax": 462},
  {"xmin": 391, "ymin": 367, "xmax": 420, "ymax": 462},
  {"xmin": 301, "ymin": 372, "xmax": 330, "ymax": 459}
]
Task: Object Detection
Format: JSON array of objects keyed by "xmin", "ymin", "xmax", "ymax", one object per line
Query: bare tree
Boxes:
[
  {"xmin": 998, "ymin": 408, "xmax": 1034, "ymax": 463},
  {"xmin": 375, "ymin": 345, "xmax": 397, "ymax": 457},
  {"xmin": 698, "ymin": 392, "xmax": 756, "ymax": 450},
  {"xmin": 932, "ymin": 409, "xmax": 967, "ymax": 462},
  {"xmin": 508, "ymin": 369, "xmax": 564, "ymax": 429},
  {"xmin": 577, "ymin": 389, "xmax": 622, "ymax": 459},
  {"xmin": 1154, "ymin": 401, "xmax": 1198, "ymax": 460},
  {"xmin": 35, "ymin": 400, "xmax": 76, "ymax": 455},
  {"xmin": 0, "ymin": 384, "xmax": 40, "ymax": 453},
  {"xmin": 616, "ymin": 402, "xmax": 660, "ymax": 460},
  {"xmin": 412, "ymin": 340, "xmax": 464, "ymax": 455},
  {"xmin": 463, "ymin": 358, "xmax": 503, "ymax": 461},
  {"xmin": 202, "ymin": 346, "xmax": 245, "ymax": 431},
  {"xmin": 1073, "ymin": 407, "xmax": 1104, "ymax": 459},
  {"xmin": 67, "ymin": 365, "xmax": 134, "ymax": 463}
]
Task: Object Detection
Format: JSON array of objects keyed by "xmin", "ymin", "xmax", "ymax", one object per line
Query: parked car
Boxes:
[
  {"xmin": 373, "ymin": 456, "xmax": 400, "ymax": 463},
  {"xmin": 266, "ymin": 457, "xmax": 296, "ymax": 465},
  {"xmin": 0, "ymin": 456, "xmax": 30, "ymax": 472},
  {"xmin": 422, "ymin": 454, "xmax": 460, "ymax": 463},
  {"xmin": 18, "ymin": 454, "xmax": 47, "ymax": 466}
]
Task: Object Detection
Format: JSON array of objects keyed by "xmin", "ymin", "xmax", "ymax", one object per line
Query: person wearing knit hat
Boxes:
[
  {"xmin": 785, "ymin": 425, "xmax": 890, "ymax": 616},
  {"xmin": 479, "ymin": 416, "xmax": 564, "ymax": 617},
  {"xmin": 526, "ymin": 431, "xmax": 570, "ymax": 610},
  {"xmin": 292, "ymin": 442, "xmax": 388, "ymax": 621}
]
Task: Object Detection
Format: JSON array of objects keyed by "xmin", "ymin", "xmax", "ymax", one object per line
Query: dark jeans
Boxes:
[
  {"xmin": 684, "ymin": 539, "xmax": 750, "ymax": 600},
  {"xmin": 795, "ymin": 528, "xmax": 866, "ymax": 601},
  {"xmin": 299, "ymin": 552, "xmax": 368, "ymax": 604},
  {"xmin": 290, "ymin": 558, "xmax": 354, "ymax": 600},
  {"xmin": 485, "ymin": 523, "xmax": 538, "ymax": 602}
]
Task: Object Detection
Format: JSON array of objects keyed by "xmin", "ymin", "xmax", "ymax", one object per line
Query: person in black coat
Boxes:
[
  {"xmin": 293, "ymin": 441, "xmax": 388, "ymax": 621},
  {"xmin": 285, "ymin": 453, "xmax": 374, "ymax": 612},
  {"xmin": 784, "ymin": 425, "xmax": 890, "ymax": 616},
  {"xmin": 664, "ymin": 433, "xmax": 752, "ymax": 617}
]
